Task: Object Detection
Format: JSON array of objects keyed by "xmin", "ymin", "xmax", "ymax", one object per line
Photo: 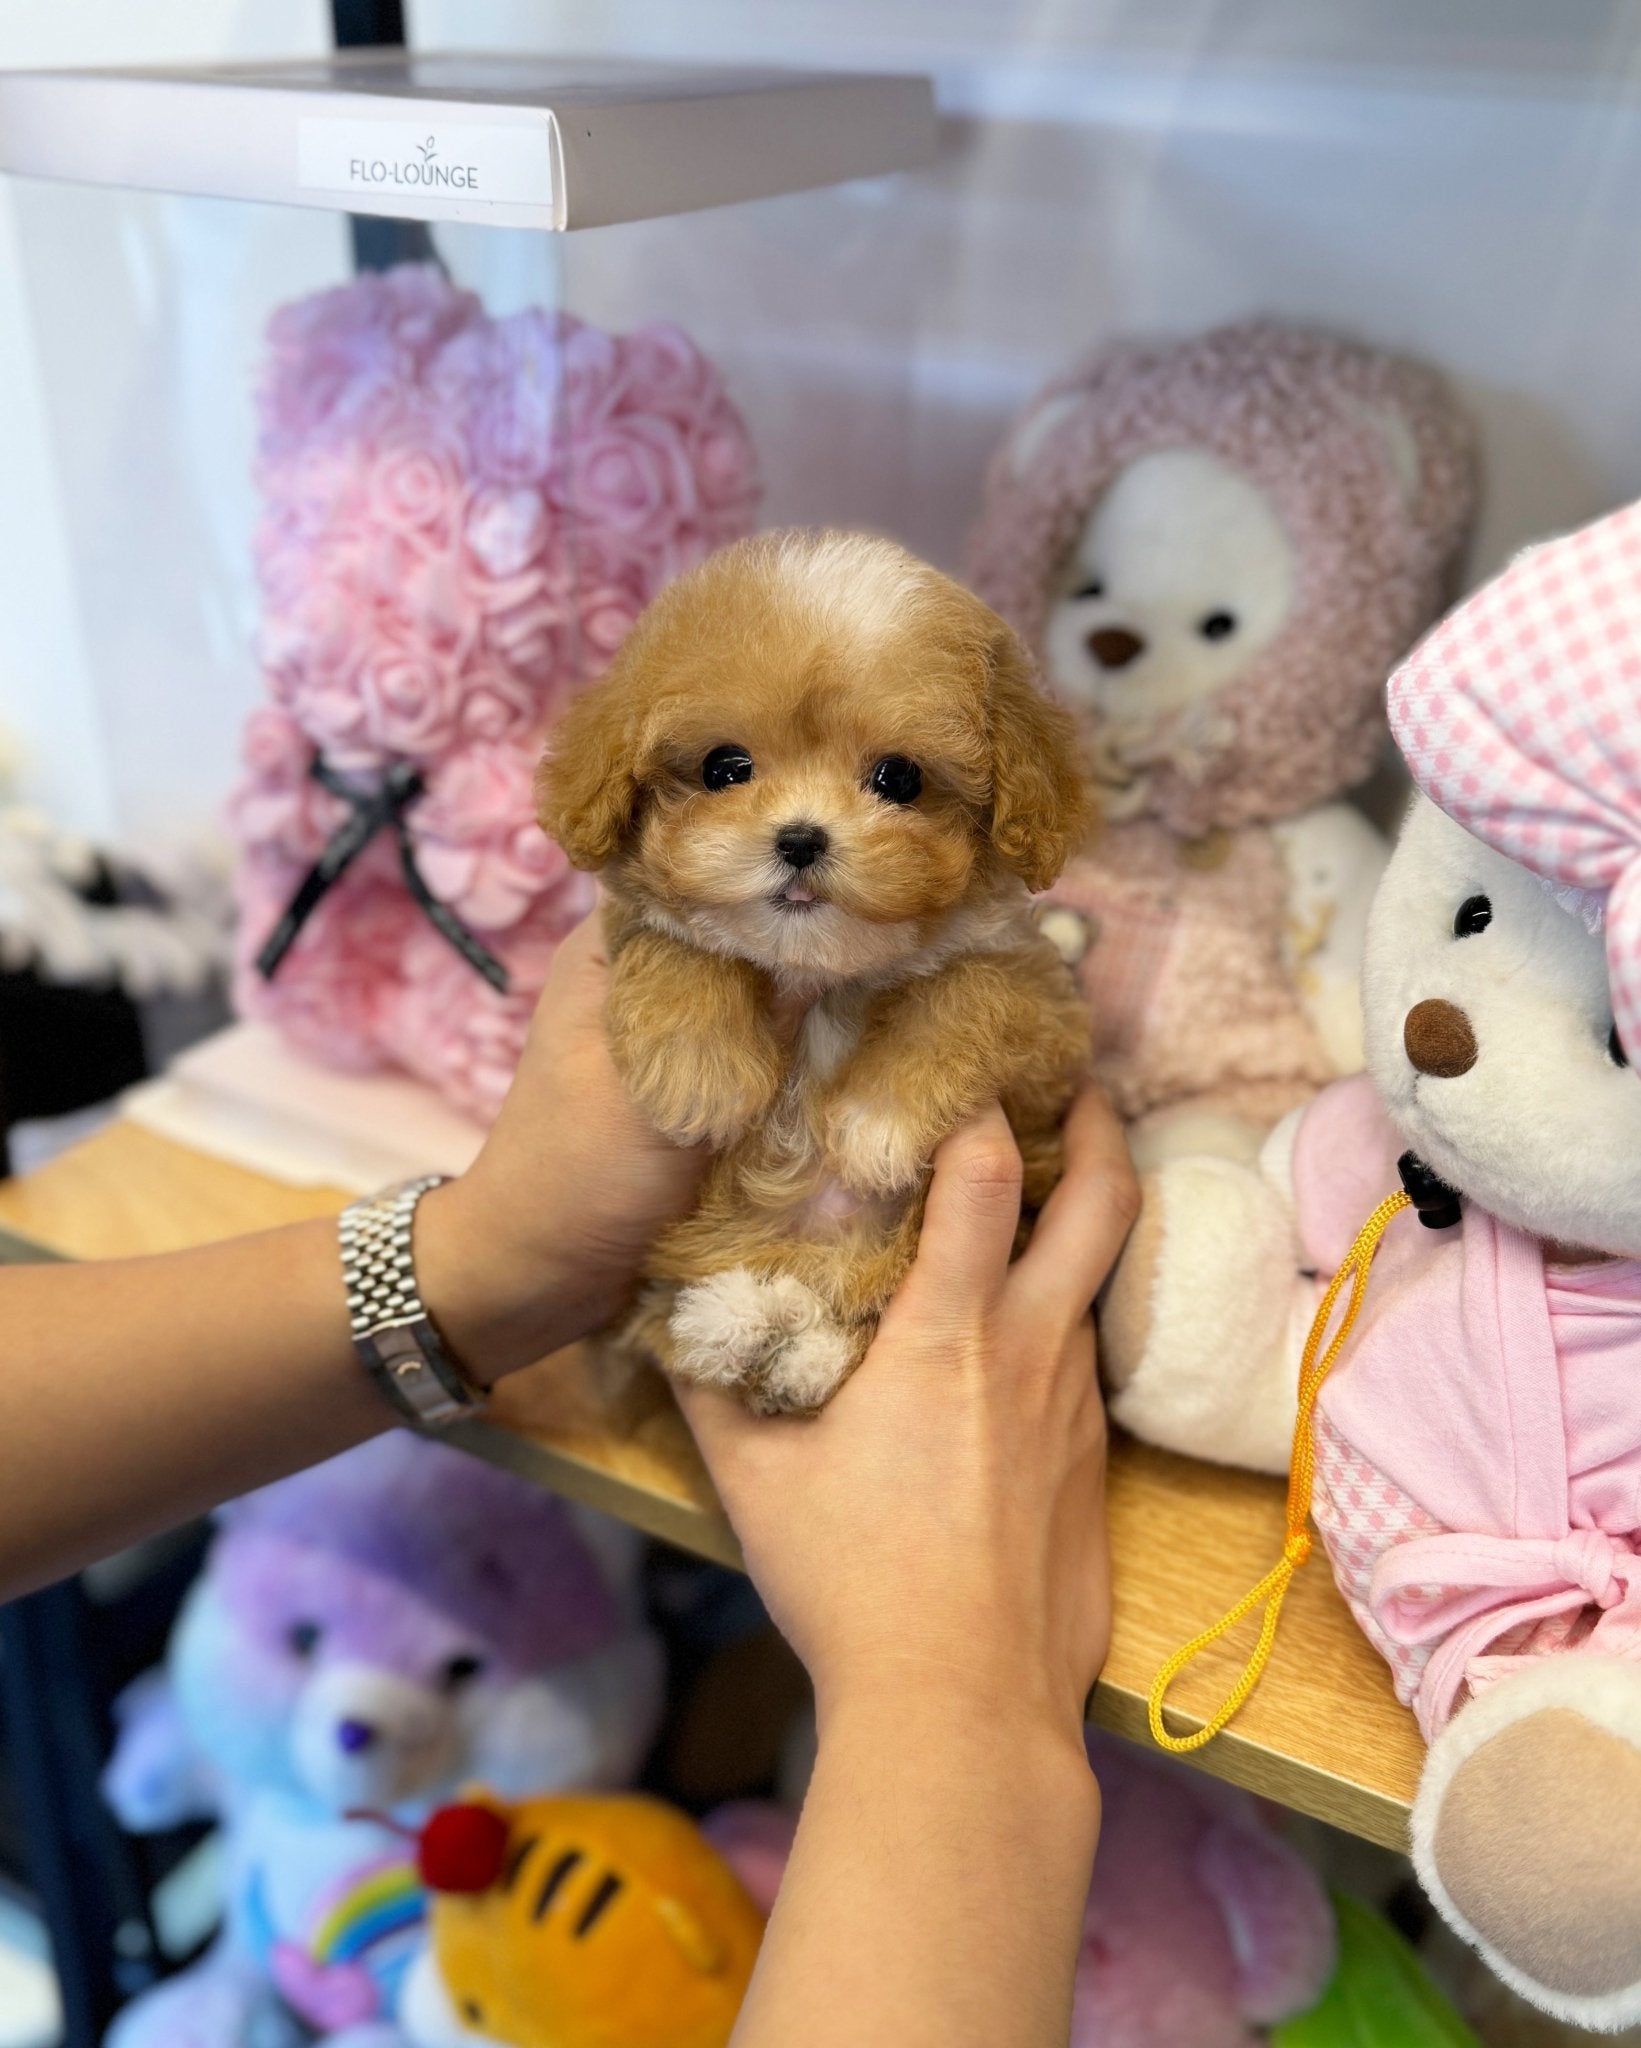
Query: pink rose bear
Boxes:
[
  {"xmin": 1112, "ymin": 500, "xmax": 1641, "ymax": 2026},
  {"xmin": 968, "ymin": 321, "xmax": 1476, "ymax": 1174},
  {"xmin": 230, "ymin": 266, "xmax": 760, "ymax": 1122}
]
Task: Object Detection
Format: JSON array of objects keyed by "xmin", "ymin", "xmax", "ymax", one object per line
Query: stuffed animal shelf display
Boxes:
[
  {"xmin": 968, "ymin": 319, "xmax": 1477, "ymax": 1174},
  {"xmin": 230, "ymin": 263, "xmax": 760, "ymax": 1123},
  {"xmin": 538, "ymin": 528, "xmax": 1091, "ymax": 1416},
  {"xmin": 1137, "ymin": 501, "xmax": 1641, "ymax": 2029},
  {"xmin": 102, "ymin": 1434, "xmax": 663, "ymax": 2048},
  {"xmin": 379, "ymin": 1736, "xmax": 1463, "ymax": 2048}
]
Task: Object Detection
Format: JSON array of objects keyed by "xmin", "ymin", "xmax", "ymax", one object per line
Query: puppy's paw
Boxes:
[
  {"xmin": 617, "ymin": 1029, "xmax": 783, "ymax": 1148},
  {"xmin": 760, "ymin": 1317, "xmax": 858, "ymax": 1416},
  {"xmin": 823, "ymin": 1100, "xmax": 931, "ymax": 1197},
  {"xmin": 668, "ymin": 1269, "xmax": 856, "ymax": 1415}
]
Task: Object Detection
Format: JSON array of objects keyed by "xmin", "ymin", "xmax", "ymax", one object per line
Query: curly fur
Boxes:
[{"xmin": 539, "ymin": 531, "xmax": 1092, "ymax": 1412}]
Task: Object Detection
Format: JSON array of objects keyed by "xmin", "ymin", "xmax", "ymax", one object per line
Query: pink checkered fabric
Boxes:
[
  {"xmin": 1389, "ymin": 498, "xmax": 1641, "ymax": 1062},
  {"xmin": 1311, "ymin": 1408, "xmax": 1637, "ymax": 1737},
  {"xmin": 1311, "ymin": 1408, "xmax": 1443, "ymax": 1711}
]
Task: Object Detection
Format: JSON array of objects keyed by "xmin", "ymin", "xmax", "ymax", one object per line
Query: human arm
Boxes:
[
  {"xmin": 0, "ymin": 914, "xmax": 703, "ymax": 1601},
  {"xmin": 676, "ymin": 1086, "xmax": 1138, "ymax": 2048}
]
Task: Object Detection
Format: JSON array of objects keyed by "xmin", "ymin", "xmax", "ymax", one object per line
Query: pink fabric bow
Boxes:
[
  {"xmin": 1371, "ymin": 1526, "xmax": 1641, "ymax": 1737},
  {"xmin": 1389, "ymin": 497, "xmax": 1641, "ymax": 1062}
]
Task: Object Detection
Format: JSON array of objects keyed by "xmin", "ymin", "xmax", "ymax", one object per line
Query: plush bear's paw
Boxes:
[
  {"xmin": 669, "ymin": 1270, "xmax": 857, "ymax": 1415},
  {"xmin": 1098, "ymin": 1155, "xmax": 1302, "ymax": 1473},
  {"xmin": 1415, "ymin": 1657, "xmax": 1641, "ymax": 2030},
  {"xmin": 104, "ymin": 1964, "xmax": 287, "ymax": 2048}
]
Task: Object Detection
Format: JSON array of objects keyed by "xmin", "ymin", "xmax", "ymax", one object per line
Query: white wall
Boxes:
[
  {"xmin": 0, "ymin": 1, "xmax": 338, "ymax": 843},
  {"xmin": 413, "ymin": 0, "xmax": 1641, "ymax": 578},
  {"xmin": 10, "ymin": 0, "xmax": 1641, "ymax": 838}
]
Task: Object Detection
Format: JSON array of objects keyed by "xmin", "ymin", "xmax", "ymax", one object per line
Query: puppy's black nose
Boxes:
[
  {"xmin": 775, "ymin": 823, "xmax": 828, "ymax": 870},
  {"xmin": 1087, "ymin": 626, "xmax": 1146, "ymax": 670}
]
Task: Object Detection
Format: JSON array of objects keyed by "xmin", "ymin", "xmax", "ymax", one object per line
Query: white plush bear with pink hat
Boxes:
[{"xmin": 1111, "ymin": 499, "xmax": 1641, "ymax": 2026}]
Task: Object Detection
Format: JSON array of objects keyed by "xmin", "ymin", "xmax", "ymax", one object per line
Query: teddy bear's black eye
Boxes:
[
  {"xmin": 288, "ymin": 1621, "xmax": 322, "ymax": 1659},
  {"xmin": 1198, "ymin": 610, "xmax": 1238, "ymax": 642},
  {"xmin": 1071, "ymin": 576, "xmax": 1105, "ymax": 601},
  {"xmin": 702, "ymin": 745, "xmax": 753, "ymax": 791},
  {"xmin": 1453, "ymin": 895, "xmax": 1492, "ymax": 938},
  {"xmin": 463, "ymin": 1999, "xmax": 485, "ymax": 2025},
  {"xmin": 867, "ymin": 755, "xmax": 923, "ymax": 805},
  {"xmin": 440, "ymin": 1653, "xmax": 485, "ymax": 1691},
  {"xmin": 1610, "ymin": 1023, "xmax": 1630, "ymax": 1069}
]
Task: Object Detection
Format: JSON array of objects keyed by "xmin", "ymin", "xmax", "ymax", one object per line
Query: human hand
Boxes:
[
  {"xmin": 675, "ymin": 1085, "xmax": 1137, "ymax": 1753},
  {"xmin": 417, "ymin": 909, "xmax": 709, "ymax": 1382}
]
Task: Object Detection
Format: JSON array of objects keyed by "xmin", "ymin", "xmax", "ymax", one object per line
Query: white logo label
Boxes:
[{"xmin": 296, "ymin": 119, "xmax": 556, "ymax": 208}]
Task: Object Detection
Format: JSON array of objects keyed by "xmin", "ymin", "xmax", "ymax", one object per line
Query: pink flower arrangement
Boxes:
[{"xmin": 230, "ymin": 266, "xmax": 760, "ymax": 1121}]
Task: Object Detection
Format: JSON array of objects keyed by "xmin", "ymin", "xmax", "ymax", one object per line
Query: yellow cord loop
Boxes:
[{"xmin": 1146, "ymin": 1187, "xmax": 1412, "ymax": 1755}]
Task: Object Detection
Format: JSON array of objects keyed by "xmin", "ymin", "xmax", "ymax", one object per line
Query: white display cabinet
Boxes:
[
  {"xmin": 0, "ymin": 48, "xmax": 934, "ymax": 844},
  {"xmin": 7, "ymin": 0, "xmax": 1641, "ymax": 1874}
]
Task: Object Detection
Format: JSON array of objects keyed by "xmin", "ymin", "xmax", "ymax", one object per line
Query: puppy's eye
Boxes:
[
  {"xmin": 1198, "ymin": 610, "xmax": 1238, "ymax": 642},
  {"xmin": 1453, "ymin": 895, "xmax": 1492, "ymax": 938},
  {"xmin": 288, "ymin": 1621, "xmax": 322, "ymax": 1660},
  {"xmin": 1611, "ymin": 1023, "xmax": 1630, "ymax": 1069},
  {"xmin": 439, "ymin": 1652, "xmax": 485, "ymax": 1691},
  {"xmin": 1071, "ymin": 576, "xmax": 1105, "ymax": 601},
  {"xmin": 702, "ymin": 745, "xmax": 753, "ymax": 791},
  {"xmin": 867, "ymin": 755, "xmax": 923, "ymax": 805}
]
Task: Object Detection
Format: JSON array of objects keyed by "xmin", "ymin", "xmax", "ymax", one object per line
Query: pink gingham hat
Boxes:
[{"xmin": 1389, "ymin": 499, "xmax": 1641, "ymax": 1062}]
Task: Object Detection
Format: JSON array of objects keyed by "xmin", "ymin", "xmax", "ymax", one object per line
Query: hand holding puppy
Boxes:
[
  {"xmin": 678, "ymin": 1085, "xmax": 1136, "ymax": 1736},
  {"xmin": 539, "ymin": 530, "xmax": 1093, "ymax": 1415}
]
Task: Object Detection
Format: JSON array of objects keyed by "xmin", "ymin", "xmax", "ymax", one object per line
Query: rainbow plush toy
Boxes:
[{"xmin": 102, "ymin": 1435, "xmax": 663, "ymax": 2048}]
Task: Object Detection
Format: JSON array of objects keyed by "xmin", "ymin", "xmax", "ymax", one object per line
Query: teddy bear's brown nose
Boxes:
[
  {"xmin": 1087, "ymin": 626, "xmax": 1146, "ymax": 670},
  {"xmin": 1404, "ymin": 998, "xmax": 1478, "ymax": 1078}
]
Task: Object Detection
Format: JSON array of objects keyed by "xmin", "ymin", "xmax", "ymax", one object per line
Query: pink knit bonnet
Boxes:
[
  {"xmin": 967, "ymin": 320, "xmax": 1477, "ymax": 836},
  {"xmin": 1391, "ymin": 498, "xmax": 1641, "ymax": 1064}
]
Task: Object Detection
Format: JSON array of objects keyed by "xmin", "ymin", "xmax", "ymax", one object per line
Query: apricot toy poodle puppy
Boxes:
[{"xmin": 539, "ymin": 529, "xmax": 1092, "ymax": 1414}]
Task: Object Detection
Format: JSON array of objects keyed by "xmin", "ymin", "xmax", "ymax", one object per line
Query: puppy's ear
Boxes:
[
  {"xmin": 536, "ymin": 670, "xmax": 643, "ymax": 870},
  {"xmin": 986, "ymin": 622, "xmax": 1089, "ymax": 891}
]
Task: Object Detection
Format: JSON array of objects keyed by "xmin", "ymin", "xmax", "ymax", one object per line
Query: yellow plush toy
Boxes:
[{"xmin": 403, "ymin": 1793, "xmax": 767, "ymax": 2048}]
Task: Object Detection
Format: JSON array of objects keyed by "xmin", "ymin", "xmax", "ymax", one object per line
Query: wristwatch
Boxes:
[{"xmin": 338, "ymin": 1175, "xmax": 487, "ymax": 1427}]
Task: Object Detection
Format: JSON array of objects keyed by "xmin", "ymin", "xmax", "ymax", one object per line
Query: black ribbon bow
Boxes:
[{"xmin": 255, "ymin": 756, "xmax": 509, "ymax": 994}]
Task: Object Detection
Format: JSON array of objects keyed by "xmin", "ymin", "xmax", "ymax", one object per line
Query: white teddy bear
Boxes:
[
  {"xmin": 1118, "ymin": 501, "xmax": 1641, "ymax": 2029},
  {"xmin": 968, "ymin": 320, "xmax": 1477, "ymax": 1171}
]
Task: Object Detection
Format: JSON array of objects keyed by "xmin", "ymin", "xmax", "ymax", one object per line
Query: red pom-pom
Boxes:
[{"xmin": 419, "ymin": 1803, "xmax": 512, "ymax": 1893}]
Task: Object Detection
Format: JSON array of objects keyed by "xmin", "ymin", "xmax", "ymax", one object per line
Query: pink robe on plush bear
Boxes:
[{"xmin": 1296, "ymin": 1072, "xmax": 1641, "ymax": 1745}]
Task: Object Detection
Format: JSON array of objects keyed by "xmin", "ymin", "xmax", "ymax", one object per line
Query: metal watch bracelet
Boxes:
[{"xmin": 338, "ymin": 1174, "xmax": 487, "ymax": 1428}]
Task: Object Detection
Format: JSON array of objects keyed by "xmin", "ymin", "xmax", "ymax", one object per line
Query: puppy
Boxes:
[{"xmin": 539, "ymin": 530, "xmax": 1092, "ymax": 1414}]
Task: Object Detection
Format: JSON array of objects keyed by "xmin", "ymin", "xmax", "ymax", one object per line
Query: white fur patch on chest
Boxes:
[{"xmin": 798, "ymin": 1001, "xmax": 861, "ymax": 1082}]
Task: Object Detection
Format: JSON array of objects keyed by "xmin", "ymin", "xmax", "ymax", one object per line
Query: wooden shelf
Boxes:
[{"xmin": 0, "ymin": 1119, "xmax": 1423, "ymax": 1850}]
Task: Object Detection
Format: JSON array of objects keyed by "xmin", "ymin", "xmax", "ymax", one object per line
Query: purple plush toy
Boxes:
[
  {"xmin": 102, "ymin": 1434, "xmax": 663, "ymax": 2048},
  {"xmin": 1073, "ymin": 1732, "xmax": 1335, "ymax": 2047}
]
